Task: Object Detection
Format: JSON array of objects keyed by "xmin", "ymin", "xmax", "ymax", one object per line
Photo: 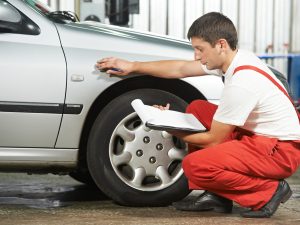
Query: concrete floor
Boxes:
[{"xmin": 0, "ymin": 171, "xmax": 299, "ymax": 225}]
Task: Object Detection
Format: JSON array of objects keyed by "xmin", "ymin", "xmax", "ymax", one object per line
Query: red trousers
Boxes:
[{"xmin": 183, "ymin": 100, "xmax": 300, "ymax": 210}]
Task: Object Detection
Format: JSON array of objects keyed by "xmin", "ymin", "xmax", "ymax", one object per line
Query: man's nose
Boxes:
[{"xmin": 194, "ymin": 52, "xmax": 201, "ymax": 61}]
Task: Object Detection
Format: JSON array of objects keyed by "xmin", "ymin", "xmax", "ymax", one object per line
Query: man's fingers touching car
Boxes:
[{"xmin": 96, "ymin": 57, "xmax": 131, "ymax": 75}]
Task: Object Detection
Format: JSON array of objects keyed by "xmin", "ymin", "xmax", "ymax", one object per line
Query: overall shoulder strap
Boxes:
[{"xmin": 233, "ymin": 65, "xmax": 300, "ymax": 122}]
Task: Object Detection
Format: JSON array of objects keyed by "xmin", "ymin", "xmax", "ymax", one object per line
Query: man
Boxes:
[{"xmin": 96, "ymin": 12, "xmax": 300, "ymax": 218}]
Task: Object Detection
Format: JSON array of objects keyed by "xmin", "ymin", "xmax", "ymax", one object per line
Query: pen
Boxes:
[
  {"xmin": 110, "ymin": 68, "xmax": 123, "ymax": 72},
  {"xmin": 99, "ymin": 68, "xmax": 123, "ymax": 73}
]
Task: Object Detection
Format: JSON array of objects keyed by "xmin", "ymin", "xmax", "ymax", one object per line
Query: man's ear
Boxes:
[
  {"xmin": 219, "ymin": 39, "xmax": 227, "ymax": 49},
  {"xmin": 216, "ymin": 39, "xmax": 228, "ymax": 53}
]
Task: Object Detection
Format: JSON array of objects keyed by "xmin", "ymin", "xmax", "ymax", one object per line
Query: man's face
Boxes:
[{"xmin": 191, "ymin": 37, "xmax": 223, "ymax": 70}]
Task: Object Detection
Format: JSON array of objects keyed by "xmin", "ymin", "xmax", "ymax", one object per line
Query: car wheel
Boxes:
[
  {"xmin": 87, "ymin": 89, "xmax": 191, "ymax": 206},
  {"xmin": 69, "ymin": 169, "xmax": 97, "ymax": 186}
]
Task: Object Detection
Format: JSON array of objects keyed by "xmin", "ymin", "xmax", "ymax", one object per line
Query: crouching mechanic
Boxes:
[{"xmin": 96, "ymin": 12, "xmax": 300, "ymax": 218}]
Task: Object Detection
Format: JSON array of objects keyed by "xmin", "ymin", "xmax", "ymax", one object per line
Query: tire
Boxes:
[
  {"xmin": 87, "ymin": 89, "xmax": 191, "ymax": 206},
  {"xmin": 69, "ymin": 169, "xmax": 97, "ymax": 186}
]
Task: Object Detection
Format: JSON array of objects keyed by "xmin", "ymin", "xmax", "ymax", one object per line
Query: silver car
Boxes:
[{"xmin": 0, "ymin": 0, "xmax": 289, "ymax": 206}]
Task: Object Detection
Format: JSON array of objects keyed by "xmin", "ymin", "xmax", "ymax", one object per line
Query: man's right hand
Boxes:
[
  {"xmin": 96, "ymin": 57, "xmax": 134, "ymax": 76},
  {"xmin": 96, "ymin": 57, "xmax": 206, "ymax": 79}
]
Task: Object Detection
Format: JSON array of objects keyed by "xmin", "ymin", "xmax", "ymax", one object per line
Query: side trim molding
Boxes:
[{"xmin": 0, "ymin": 102, "xmax": 83, "ymax": 114}]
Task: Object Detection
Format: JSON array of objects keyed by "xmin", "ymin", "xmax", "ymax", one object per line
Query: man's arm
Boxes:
[
  {"xmin": 96, "ymin": 57, "xmax": 207, "ymax": 78},
  {"xmin": 172, "ymin": 120, "xmax": 236, "ymax": 148}
]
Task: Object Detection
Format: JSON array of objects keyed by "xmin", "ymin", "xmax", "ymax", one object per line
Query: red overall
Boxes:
[{"xmin": 182, "ymin": 67, "xmax": 300, "ymax": 210}]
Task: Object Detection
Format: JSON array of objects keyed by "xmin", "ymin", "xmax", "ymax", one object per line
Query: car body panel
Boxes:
[
  {"xmin": 0, "ymin": 0, "xmax": 66, "ymax": 147},
  {"xmin": 54, "ymin": 22, "xmax": 223, "ymax": 148},
  {"xmin": 0, "ymin": 147, "xmax": 77, "ymax": 170}
]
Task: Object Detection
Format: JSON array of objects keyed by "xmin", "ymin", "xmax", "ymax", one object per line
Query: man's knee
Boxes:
[
  {"xmin": 182, "ymin": 151, "xmax": 221, "ymax": 181},
  {"xmin": 186, "ymin": 100, "xmax": 207, "ymax": 113},
  {"xmin": 185, "ymin": 100, "xmax": 217, "ymax": 129},
  {"xmin": 182, "ymin": 154, "xmax": 192, "ymax": 177},
  {"xmin": 182, "ymin": 153, "xmax": 207, "ymax": 179}
]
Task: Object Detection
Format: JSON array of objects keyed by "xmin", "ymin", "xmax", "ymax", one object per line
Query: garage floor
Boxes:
[{"xmin": 0, "ymin": 170, "xmax": 299, "ymax": 225}]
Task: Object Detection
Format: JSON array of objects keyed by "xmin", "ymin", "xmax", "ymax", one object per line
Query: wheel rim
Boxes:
[{"xmin": 109, "ymin": 112, "xmax": 188, "ymax": 191}]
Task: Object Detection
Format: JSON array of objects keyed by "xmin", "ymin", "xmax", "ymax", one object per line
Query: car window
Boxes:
[
  {"xmin": 23, "ymin": 0, "xmax": 78, "ymax": 24},
  {"xmin": 0, "ymin": 0, "xmax": 21, "ymax": 23},
  {"xmin": 0, "ymin": 0, "xmax": 40, "ymax": 35}
]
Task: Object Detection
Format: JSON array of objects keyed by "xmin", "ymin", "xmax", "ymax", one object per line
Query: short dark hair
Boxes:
[{"xmin": 187, "ymin": 12, "xmax": 238, "ymax": 50}]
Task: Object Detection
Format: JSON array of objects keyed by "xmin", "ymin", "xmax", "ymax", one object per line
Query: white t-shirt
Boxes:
[{"xmin": 202, "ymin": 49, "xmax": 300, "ymax": 140}]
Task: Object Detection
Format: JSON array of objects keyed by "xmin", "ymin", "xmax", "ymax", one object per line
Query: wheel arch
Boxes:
[{"xmin": 77, "ymin": 76, "xmax": 206, "ymax": 169}]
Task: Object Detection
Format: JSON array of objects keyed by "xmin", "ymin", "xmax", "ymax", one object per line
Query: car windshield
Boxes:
[
  {"xmin": 23, "ymin": 0, "xmax": 78, "ymax": 23},
  {"xmin": 24, "ymin": 0, "xmax": 53, "ymax": 15}
]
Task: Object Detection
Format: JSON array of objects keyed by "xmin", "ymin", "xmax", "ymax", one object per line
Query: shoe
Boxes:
[
  {"xmin": 241, "ymin": 180, "xmax": 292, "ymax": 218},
  {"xmin": 172, "ymin": 191, "xmax": 233, "ymax": 213}
]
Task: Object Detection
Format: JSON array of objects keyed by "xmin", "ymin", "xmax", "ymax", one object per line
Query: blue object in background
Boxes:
[{"xmin": 288, "ymin": 55, "xmax": 300, "ymax": 102}]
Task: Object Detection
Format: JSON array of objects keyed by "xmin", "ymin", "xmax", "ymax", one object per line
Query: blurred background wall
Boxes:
[{"xmin": 41, "ymin": 0, "xmax": 300, "ymax": 74}]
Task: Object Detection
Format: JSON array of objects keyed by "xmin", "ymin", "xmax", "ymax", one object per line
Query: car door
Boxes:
[{"xmin": 0, "ymin": 0, "xmax": 66, "ymax": 147}]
